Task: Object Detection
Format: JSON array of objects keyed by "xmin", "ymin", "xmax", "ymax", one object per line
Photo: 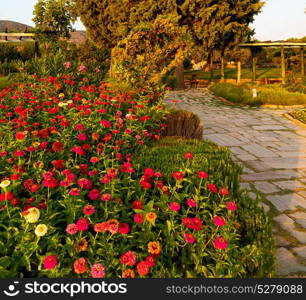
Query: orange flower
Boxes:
[
  {"xmin": 148, "ymin": 241, "xmax": 161, "ymax": 255},
  {"xmin": 146, "ymin": 212, "xmax": 157, "ymax": 224},
  {"xmin": 76, "ymin": 238, "xmax": 88, "ymax": 252},
  {"xmin": 108, "ymin": 219, "xmax": 119, "ymax": 234},
  {"xmin": 74, "ymin": 257, "xmax": 87, "ymax": 274},
  {"xmin": 122, "ymin": 269, "xmax": 135, "ymax": 278}
]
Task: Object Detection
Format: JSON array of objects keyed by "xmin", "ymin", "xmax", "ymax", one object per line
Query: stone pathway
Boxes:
[{"xmin": 165, "ymin": 89, "xmax": 306, "ymax": 277}]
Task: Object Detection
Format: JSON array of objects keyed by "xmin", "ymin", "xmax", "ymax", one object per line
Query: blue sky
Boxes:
[{"xmin": 0, "ymin": 0, "xmax": 305, "ymax": 40}]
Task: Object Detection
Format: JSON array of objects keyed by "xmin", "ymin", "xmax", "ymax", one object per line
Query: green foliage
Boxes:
[
  {"xmin": 33, "ymin": 0, "xmax": 73, "ymax": 43},
  {"xmin": 209, "ymin": 82, "xmax": 306, "ymax": 106},
  {"xmin": 290, "ymin": 109, "xmax": 306, "ymax": 124},
  {"xmin": 0, "ymin": 43, "xmax": 36, "ymax": 63},
  {"xmin": 134, "ymin": 137, "xmax": 275, "ymax": 277}
]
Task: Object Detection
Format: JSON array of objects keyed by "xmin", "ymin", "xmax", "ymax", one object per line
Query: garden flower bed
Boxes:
[
  {"xmin": 290, "ymin": 109, "xmax": 306, "ymax": 124},
  {"xmin": 0, "ymin": 76, "xmax": 274, "ymax": 278}
]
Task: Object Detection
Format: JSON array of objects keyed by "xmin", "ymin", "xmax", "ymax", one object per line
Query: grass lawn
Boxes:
[
  {"xmin": 0, "ymin": 76, "xmax": 10, "ymax": 90},
  {"xmin": 185, "ymin": 67, "xmax": 283, "ymax": 80}
]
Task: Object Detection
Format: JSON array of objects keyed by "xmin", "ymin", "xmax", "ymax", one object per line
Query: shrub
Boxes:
[
  {"xmin": 290, "ymin": 109, "xmax": 306, "ymax": 124},
  {"xmin": 209, "ymin": 82, "xmax": 256, "ymax": 105},
  {"xmin": 134, "ymin": 137, "xmax": 275, "ymax": 277},
  {"xmin": 161, "ymin": 109, "xmax": 203, "ymax": 139},
  {"xmin": 209, "ymin": 82, "xmax": 306, "ymax": 106}
]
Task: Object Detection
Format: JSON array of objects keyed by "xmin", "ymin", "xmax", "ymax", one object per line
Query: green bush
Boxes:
[
  {"xmin": 290, "ymin": 109, "xmax": 306, "ymax": 124},
  {"xmin": 209, "ymin": 82, "xmax": 306, "ymax": 106},
  {"xmin": 134, "ymin": 137, "xmax": 275, "ymax": 277},
  {"xmin": 0, "ymin": 43, "xmax": 36, "ymax": 63},
  {"xmin": 209, "ymin": 82, "xmax": 257, "ymax": 105}
]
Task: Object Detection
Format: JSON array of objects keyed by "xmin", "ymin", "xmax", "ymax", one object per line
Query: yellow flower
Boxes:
[
  {"xmin": 82, "ymin": 98, "xmax": 87, "ymax": 104},
  {"xmin": 67, "ymin": 100, "xmax": 73, "ymax": 104},
  {"xmin": 24, "ymin": 207, "xmax": 40, "ymax": 223},
  {"xmin": 58, "ymin": 102, "xmax": 68, "ymax": 107},
  {"xmin": 146, "ymin": 212, "xmax": 157, "ymax": 224},
  {"xmin": 0, "ymin": 180, "xmax": 11, "ymax": 189},
  {"xmin": 35, "ymin": 224, "xmax": 48, "ymax": 236},
  {"xmin": 59, "ymin": 93, "xmax": 65, "ymax": 98}
]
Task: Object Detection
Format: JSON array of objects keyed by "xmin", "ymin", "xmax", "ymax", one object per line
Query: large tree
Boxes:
[{"xmin": 73, "ymin": 0, "xmax": 264, "ymax": 86}]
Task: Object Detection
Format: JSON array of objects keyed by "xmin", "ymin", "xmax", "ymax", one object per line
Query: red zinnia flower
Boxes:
[
  {"xmin": 74, "ymin": 257, "xmax": 87, "ymax": 274},
  {"xmin": 137, "ymin": 261, "xmax": 150, "ymax": 276},
  {"xmin": 207, "ymin": 184, "xmax": 218, "ymax": 193},
  {"xmin": 197, "ymin": 171, "xmax": 208, "ymax": 179},
  {"xmin": 76, "ymin": 218, "xmax": 89, "ymax": 231},
  {"xmin": 219, "ymin": 188, "xmax": 229, "ymax": 196},
  {"xmin": 172, "ymin": 171, "xmax": 184, "ymax": 180},
  {"xmin": 184, "ymin": 152, "xmax": 193, "ymax": 159},
  {"xmin": 185, "ymin": 233, "xmax": 196, "ymax": 244},
  {"xmin": 134, "ymin": 213, "xmax": 143, "ymax": 224}
]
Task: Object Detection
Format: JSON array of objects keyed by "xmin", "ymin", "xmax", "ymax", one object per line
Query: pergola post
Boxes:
[
  {"xmin": 237, "ymin": 60, "xmax": 241, "ymax": 84},
  {"xmin": 281, "ymin": 46, "xmax": 286, "ymax": 84},
  {"xmin": 251, "ymin": 51, "xmax": 257, "ymax": 82},
  {"xmin": 301, "ymin": 47, "xmax": 305, "ymax": 77}
]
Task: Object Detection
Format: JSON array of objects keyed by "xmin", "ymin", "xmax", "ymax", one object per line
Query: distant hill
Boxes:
[
  {"xmin": 0, "ymin": 20, "xmax": 33, "ymax": 32},
  {"xmin": 0, "ymin": 20, "xmax": 86, "ymax": 44}
]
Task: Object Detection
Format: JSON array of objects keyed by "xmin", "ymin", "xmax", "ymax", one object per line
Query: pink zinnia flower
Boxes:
[
  {"xmin": 78, "ymin": 65, "xmax": 86, "ymax": 72},
  {"xmin": 101, "ymin": 193, "xmax": 111, "ymax": 202},
  {"xmin": 83, "ymin": 205, "xmax": 95, "ymax": 215},
  {"xmin": 66, "ymin": 223, "xmax": 78, "ymax": 235},
  {"xmin": 91, "ymin": 263, "xmax": 105, "ymax": 278},
  {"xmin": 77, "ymin": 133, "xmax": 87, "ymax": 141},
  {"xmin": 43, "ymin": 255, "xmax": 57, "ymax": 269},
  {"xmin": 69, "ymin": 188, "xmax": 81, "ymax": 196},
  {"xmin": 187, "ymin": 198, "xmax": 196, "ymax": 208},
  {"xmin": 119, "ymin": 223, "xmax": 130, "ymax": 235},
  {"xmin": 76, "ymin": 218, "xmax": 89, "ymax": 231},
  {"xmin": 88, "ymin": 189, "xmax": 100, "ymax": 200},
  {"xmin": 214, "ymin": 216, "xmax": 226, "ymax": 227},
  {"xmin": 120, "ymin": 251, "xmax": 136, "ymax": 266},
  {"xmin": 214, "ymin": 237, "xmax": 228, "ymax": 249},
  {"xmin": 226, "ymin": 201, "xmax": 237, "ymax": 211},
  {"xmin": 185, "ymin": 233, "xmax": 196, "ymax": 244},
  {"xmin": 169, "ymin": 202, "xmax": 180, "ymax": 211}
]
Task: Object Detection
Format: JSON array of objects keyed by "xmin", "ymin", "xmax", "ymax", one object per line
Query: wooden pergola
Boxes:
[{"xmin": 239, "ymin": 42, "xmax": 306, "ymax": 84}]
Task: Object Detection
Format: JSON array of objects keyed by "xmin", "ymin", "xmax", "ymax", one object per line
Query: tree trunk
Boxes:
[
  {"xmin": 175, "ymin": 61, "xmax": 185, "ymax": 90},
  {"xmin": 209, "ymin": 53, "xmax": 214, "ymax": 82},
  {"xmin": 220, "ymin": 52, "xmax": 225, "ymax": 82},
  {"xmin": 109, "ymin": 50, "xmax": 115, "ymax": 78}
]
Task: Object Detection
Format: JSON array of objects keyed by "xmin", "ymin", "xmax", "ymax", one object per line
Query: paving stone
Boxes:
[
  {"xmin": 296, "ymin": 219, "xmax": 306, "ymax": 228},
  {"xmin": 275, "ymin": 235, "xmax": 290, "ymax": 247},
  {"xmin": 261, "ymin": 157, "xmax": 306, "ymax": 170},
  {"xmin": 242, "ymin": 144, "xmax": 278, "ymax": 158},
  {"xmin": 230, "ymin": 147, "xmax": 250, "ymax": 155},
  {"xmin": 240, "ymin": 183, "xmax": 251, "ymax": 190},
  {"xmin": 254, "ymin": 181, "xmax": 280, "ymax": 194},
  {"xmin": 273, "ymin": 180, "xmax": 306, "ymax": 191},
  {"xmin": 276, "ymin": 248, "xmax": 306, "ymax": 276},
  {"xmin": 253, "ymin": 125, "xmax": 288, "ymax": 131},
  {"xmin": 241, "ymin": 170, "xmax": 300, "ymax": 182},
  {"xmin": 292, "ymin": 246, "xmax": 306, "ymax": 259},
  {"xmin": 268, "ymin": 194, "xmax": 306, "ymax": 212},
  {"xmin": 204, "ymin": 134, "xmax": 245, "ymax": 147},
  {"xmin": 298, "ymin": 190, "xmax": 306, "ymax": 199},
  {"xmin": 237, "ymin": 154, "xmax": 258, "ymax": 161},
  {"xmin": 279, "ymin": 152, "xmax": 306, "ymax": 158},
  {"xmin": 274, "ymin": 214, "xmax": 294, "ymax": 226},
  {"xmin": 289, "ymin": 211, "xmax": 306, "ymax": 220}
]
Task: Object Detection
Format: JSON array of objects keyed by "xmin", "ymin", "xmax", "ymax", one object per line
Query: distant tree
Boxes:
[{"xmin": 33, "ymin": 0, "xmax": 73, "ymax": 43}]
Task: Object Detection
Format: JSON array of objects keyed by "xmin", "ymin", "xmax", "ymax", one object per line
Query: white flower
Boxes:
[
  {"xmin": 24, "ymin": 207, "xmax": 40, "ymax": 223},
  {"xmin": 0, "ymin": 180, "xmax": 11, "ymax": 189},
  {"xmin": 35, "ymin": 224, "xmax": 48, "ymax": 237}
]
